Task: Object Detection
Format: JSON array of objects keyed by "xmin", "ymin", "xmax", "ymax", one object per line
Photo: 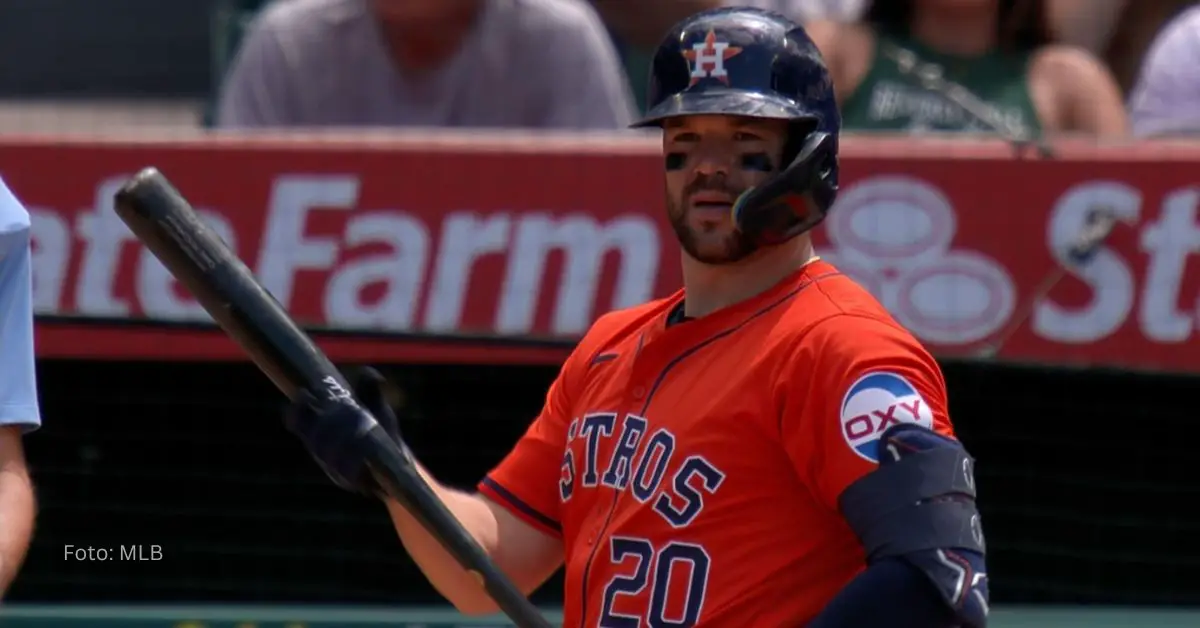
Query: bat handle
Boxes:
[{"xmin": 361, "ymin": 429, "xmax": 554, "ymax": 628}]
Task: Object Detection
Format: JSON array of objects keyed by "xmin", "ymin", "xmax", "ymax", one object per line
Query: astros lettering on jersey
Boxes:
[{"xmin": 478, "ymin": 260, "xmax": 954, "ymax": 626}]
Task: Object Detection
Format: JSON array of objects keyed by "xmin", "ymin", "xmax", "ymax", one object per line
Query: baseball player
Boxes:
[
  {"xmin": 0, "ymin": 177, "xmax": 41, "ymax": 596},
  {"xmin": 284, "ymin": 7, "xmax": 989, "ymax": 627}
]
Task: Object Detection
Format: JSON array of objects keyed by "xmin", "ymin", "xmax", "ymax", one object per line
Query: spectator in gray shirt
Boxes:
[{"xmin": 216, "ymin": 0, "xmax": 636, "ymax": 130}]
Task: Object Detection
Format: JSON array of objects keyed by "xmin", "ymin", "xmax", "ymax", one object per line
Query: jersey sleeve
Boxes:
[
  {"xmin": 0, "ymin": 180, "xmax": 41, "ymax": 431},
  {"xmin": 781, "ymin": 315, "xmax": 953, "ymax": 513},
  {"xmin": 477, "ymin": 352, "xmax": 580, "ymax": 538}
]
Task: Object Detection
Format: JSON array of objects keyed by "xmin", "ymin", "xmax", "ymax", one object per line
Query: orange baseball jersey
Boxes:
[{"xmin": 478, "ymin": 259, "xmax": 955, "ymax": 627}]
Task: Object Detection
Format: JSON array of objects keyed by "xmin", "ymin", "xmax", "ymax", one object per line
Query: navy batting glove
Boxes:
[
  {"xmin": 345, "ymin": 366, "xmax": 403, "ymax": 442},
  {"xmin": 283, "ymin": 366, "xmax": 405, "ymax": 496}
]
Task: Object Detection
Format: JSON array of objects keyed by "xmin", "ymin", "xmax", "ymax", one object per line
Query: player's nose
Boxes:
[{"xmin": 690, "ymin": 148, "xmax": 734, "ymax": 176}]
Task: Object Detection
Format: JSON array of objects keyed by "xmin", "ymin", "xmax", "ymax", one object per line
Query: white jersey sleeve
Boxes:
[{"xmin": 0, "ymin": 178, "xmax": 41, "ymax": 431}]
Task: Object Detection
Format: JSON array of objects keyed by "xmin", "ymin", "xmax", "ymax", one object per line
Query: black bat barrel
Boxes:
[
  {"xmin": 112, "ymin": 167, "xmax": 554, "ymax": 628},
  {"xmin": 113, "ymin": 167, "xmax": 349, "ymax": 401}
]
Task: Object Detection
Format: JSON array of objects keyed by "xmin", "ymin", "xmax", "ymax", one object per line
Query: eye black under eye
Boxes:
[{"xmin": 665, "ymin": 153, "xmax": 687, "ymax": 170}]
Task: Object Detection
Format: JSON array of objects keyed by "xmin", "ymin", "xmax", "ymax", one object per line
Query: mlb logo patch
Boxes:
[{"xmin": 839, "ymin": 372, "xmax": 934, "ymax": 463}]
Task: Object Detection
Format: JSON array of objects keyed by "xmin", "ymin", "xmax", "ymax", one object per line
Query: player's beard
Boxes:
[{"xmin": 667, "ymin": 174, "xmax": 758, "ymax": 265}]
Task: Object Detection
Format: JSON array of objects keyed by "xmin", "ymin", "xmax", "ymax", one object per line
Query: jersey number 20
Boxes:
[{"xmin": 599, "ymin": 537, "xmax": 711, "ymax": 627}]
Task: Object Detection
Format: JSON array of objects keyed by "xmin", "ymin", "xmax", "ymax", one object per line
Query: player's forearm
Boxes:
[
  {"xmin": 0, "ymin": 466, "xmax": 35, "ymax": 596},
  {"xmin": 383, "ymin": 464, "xmax": 502, "ymax": 615}
]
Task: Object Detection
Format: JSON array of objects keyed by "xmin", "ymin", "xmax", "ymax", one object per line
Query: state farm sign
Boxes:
[
  {"xmin": 816, "ymin": 174, "xmax": 1200, "ymax": 356},
  {"xmin": 23, "ymin": 173, "xmax": 667, "ymax": 337},
  {"xmin": 1032, "ymin": 181, "xmax": 1200, "ymax": 345},
  {"xmin": 1, "ymin": 136, "xmax": 1197, "ymax": 372}
]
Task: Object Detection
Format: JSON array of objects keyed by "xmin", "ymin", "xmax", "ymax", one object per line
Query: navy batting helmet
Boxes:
[{"xmin": 632, "ymin": 7, "xmax": 840, "ymax": 246}]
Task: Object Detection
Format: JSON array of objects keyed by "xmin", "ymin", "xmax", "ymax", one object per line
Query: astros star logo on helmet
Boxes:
[{"xmin": 682, "ymin": 29, "xmax": 742, "ymax": 86}]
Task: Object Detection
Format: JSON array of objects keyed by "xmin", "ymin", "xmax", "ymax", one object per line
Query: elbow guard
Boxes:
[{"xmin": 838, "ymin": 424, "xmax": 989, "ymax": 628}]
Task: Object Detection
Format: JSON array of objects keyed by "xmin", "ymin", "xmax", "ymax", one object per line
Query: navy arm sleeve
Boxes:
[{"xmin": 807, "ymin": 557, "xmax": 957, "ymax": 628}]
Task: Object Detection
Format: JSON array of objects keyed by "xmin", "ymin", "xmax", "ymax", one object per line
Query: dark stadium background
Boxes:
[{"xmin": 13, "ymin": 355, "xmax": 1197, "ymax": 608}]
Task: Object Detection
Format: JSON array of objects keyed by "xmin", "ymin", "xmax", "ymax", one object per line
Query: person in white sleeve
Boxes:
[{"xmin": 0, "ymin": 177, "xmax": 40, "ymax": 597}]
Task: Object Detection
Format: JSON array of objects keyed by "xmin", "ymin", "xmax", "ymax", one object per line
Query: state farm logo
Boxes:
[
  {"xmin": 23, "ymin": 174, "xmax": 663, "ymax": 337},
  {"xmin": 820, "ymin": 176, "xmax": 1017, "ymax": 344}
]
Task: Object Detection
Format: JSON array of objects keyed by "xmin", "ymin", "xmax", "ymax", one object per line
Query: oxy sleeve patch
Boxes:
[{"xmin": 839, "ymin": 371, "xmax": 935, "ymax": 463}]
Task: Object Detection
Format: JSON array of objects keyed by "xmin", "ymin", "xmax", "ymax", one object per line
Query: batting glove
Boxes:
[{"xmin": 283, "ymin": 366, "xmax": 407, "ymax": 496}]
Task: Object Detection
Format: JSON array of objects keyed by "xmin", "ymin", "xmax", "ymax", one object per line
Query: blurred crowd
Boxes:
[
  {"xmin": 0, "ymin": 0, "xmax": 1195, "ymax": 140},
  {"xmin": 203, "ymin": 0, "xmax": 1200, "ymax": 140}
]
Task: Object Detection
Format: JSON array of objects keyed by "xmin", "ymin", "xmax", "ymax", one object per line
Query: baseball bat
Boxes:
[{"xmin": 112, "ymin": 167, "xmax": 552, "ymax": 628}]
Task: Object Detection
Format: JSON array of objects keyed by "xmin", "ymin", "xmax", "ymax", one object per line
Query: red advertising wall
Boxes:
[{"xmin": 4, "ymin": 133, "xmax": 1198, "ymax": 372}]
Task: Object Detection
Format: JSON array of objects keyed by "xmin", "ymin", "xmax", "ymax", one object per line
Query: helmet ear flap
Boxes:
[
  {"xmin": 732, "ymin": 131, "xmax": 838, "ymax": 246},
  {"xmin": 782, "ymin": 118, "xmax": 820, "ymax": 165}
]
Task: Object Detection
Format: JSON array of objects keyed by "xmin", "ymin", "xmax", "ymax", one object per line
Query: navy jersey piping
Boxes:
[
  {"xmin": 575, "ymin": 270, "xmax": 842, "ymax": 626},
  {"xmin": 480, "ymin": 477, "xmax": 562, "ymax": 535}
]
